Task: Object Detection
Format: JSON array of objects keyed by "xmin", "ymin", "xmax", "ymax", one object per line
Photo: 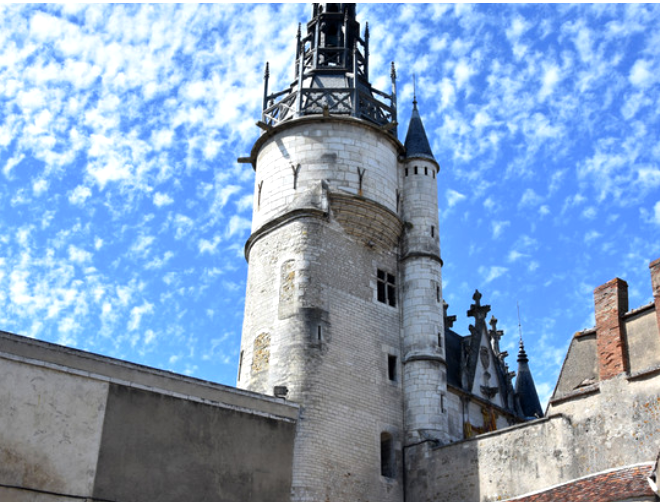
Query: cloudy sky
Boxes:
[{"xmin": 1, "ymin": 3, "xmax": 659, "ymax": 406}]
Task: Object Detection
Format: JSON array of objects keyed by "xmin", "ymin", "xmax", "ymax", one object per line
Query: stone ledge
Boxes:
[{"xmin": 549, "ymin": 382, "xmax": 600, "ymax": 406}]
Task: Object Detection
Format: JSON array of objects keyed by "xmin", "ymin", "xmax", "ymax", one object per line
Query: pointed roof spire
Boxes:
[
  {"xmin": 404, "ymin": 78, "xmax": 435, "ymax": 163},
  {"xmin": 514, "ymin": 311, "xmax": 543, "ymax": 419},
  {"xmin": 413, "ymin": 73, "xmax": 418, "ymax": 109}
]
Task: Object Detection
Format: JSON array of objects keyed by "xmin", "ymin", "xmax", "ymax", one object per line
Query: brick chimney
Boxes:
[
  {"xmin": 594, "ymin": 277, "xmax": 629, "ymax": 380},
  {"xmin": 650, "ymin": 257, "xmax": 660, "ymax": 332}
]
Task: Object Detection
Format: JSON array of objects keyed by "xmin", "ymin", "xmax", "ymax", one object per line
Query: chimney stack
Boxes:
[
  {"xmin": 650, "ymin": 258, "xmax": 660, "ymax": 332},
  {"xmin": 594, "ymin": 277, "xmax": 629, "ymax": 380}
]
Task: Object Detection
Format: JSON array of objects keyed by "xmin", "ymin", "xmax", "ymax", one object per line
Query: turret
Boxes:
[
  {"xmin": 400, "ymin": 96, "xmax": 449, "ymax": 444},
  {"xmin": 238, "ymin": 4, "xmax": 406, "ymax": 501}
]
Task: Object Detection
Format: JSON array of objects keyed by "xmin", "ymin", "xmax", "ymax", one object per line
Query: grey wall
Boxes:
[
  {"xmin": 93, "ymin": 384, "xmax": 296, "ymax": 502},
  {"xmin": 0, "ymin": 331, "xmax": 298, "ymax": 502},
  {"xmin": 406, "ymin": 371, "xmax": 660, "ymax": 502}
]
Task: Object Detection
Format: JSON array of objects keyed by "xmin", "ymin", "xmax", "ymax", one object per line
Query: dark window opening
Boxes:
[
  {"xmin": 424, "ymin": 166, "xmax": 428, "ymax": 176},
  {"xmin": 431, "ymin": 226, "xmax": 435, "ymax": 237},
  {"xmin": 437, "ymin": 285, "xmax": 441, "ymax": 302},
  {"xmin": 438, "ymin": 333, "xmax": 443, "ymax": 348},
  {"xmin": 381, "ymin": 433, "xmax": 394, "ymax": 478},
  {"xmin": 377, "ymin": 269, "xmax": 396, "ymax": 307},
  {"xmin": 433, "ymin": 170, "xmax": 436, "ymax": 179},
  {"xmin": 317, "ymin": 325, "xmax": 323, "ymax": 342},
  {"xmin": 405, "ymin": 167, "xmax": 408, "ymax": 177},
  {"xmin": 414, "ymin": 166, "xmax": 418, "ymax": 175},
  {"xmin": 387, "ymin": 355, "xmax": 397, "ymax": 381}
]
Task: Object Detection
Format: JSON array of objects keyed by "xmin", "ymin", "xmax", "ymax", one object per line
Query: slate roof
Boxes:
[
  {"xmin": 403, "ymin": 102, "xmax": 436, "ymax": 162},
  {"xmin": 515, "ymin": 339, "xmax": 544, "ymax": 418}
]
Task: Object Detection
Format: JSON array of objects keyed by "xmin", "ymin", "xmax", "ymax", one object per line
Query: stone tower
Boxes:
[{"xmin": 237, "ymin": 4, "xmax": 445, "ymax": 501}]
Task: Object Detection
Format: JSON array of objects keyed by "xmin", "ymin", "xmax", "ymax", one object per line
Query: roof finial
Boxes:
[
  {"xmin": 413, "ymin": 73, "xmax": 418, "ymax": 109},
  {"xmin": 517, "ymin": 301, "xmax": 529, "ymax": 363}
]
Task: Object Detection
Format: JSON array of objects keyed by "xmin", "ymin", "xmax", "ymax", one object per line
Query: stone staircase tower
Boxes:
[
  {"xmin": 237, "ymin": 4, "xmax": 446, "ymax": 501},
  {"xmin": 400, "ymin": 97, "xmax": 449, "ymax": 445}
]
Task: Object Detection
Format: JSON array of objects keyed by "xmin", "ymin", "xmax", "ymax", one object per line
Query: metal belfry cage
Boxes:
[{"xmin": 261, "ymin": 3, "xmax": 397, "ymax": 134}]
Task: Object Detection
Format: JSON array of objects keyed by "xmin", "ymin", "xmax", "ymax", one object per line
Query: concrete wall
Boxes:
[{"xmin": 0, "ymin": 331, "xmax": 298, "ymax": 502}]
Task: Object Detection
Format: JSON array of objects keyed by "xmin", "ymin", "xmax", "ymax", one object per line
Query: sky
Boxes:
[{"xmin": 1, "ymin": 3, "xmax": 659, "ymax": 407}]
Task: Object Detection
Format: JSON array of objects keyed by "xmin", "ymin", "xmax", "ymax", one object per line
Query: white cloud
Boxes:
[
  {"xmin": 154, "ymin": 192, "xmax": 174, "ymax": 207},
  {"xmin": 225, "ymin": 215, "xmax": 251, "ymax": 239},
  {"xmin": 479, "ymin": 265, "xmax": 508, "ymax": 283},
  {"xmin": 519, "ymin": 188, "xmax": 543, "ymax": 208},
  {"xmin": 652, "ymin": 201, "xmax": 660, "ymax": 226},
  {"xmin": 152, "ymin": 129, "xmax": 174, "ymax": 151},
  {"xmin": 539, "ymin": 63, "xmax": 561, "ymax": 101},
  {"xmin": 199, "ymin": 235, "xmax": 222, "ymax": 255},
  {"xmin": 454, "ymin": 59, "xmax": 473, "ymax": 90},
  {"xmin": 629, "ymin": 59, "xmax": 653, "ymax": 87},
  {"xmin": 446, "ymin": 189, "xmax": 466, "ymax": 208},
  {"xmin": 128, "ymin": 302, "xmax": 154, "ymax": 332},
  {"xmin": 492, "ymin": 220, "xmax": 510, "ymax": 239},
  {"xmin": 508, "ymin": 250, "xmax": 526, "ymax": 262},
  {"xmin": 68, "ymin": 185, "xmax": 92, "ymax": 205},
  {"xmin": 68, "ymin": 245, "xmax": 92, "ymax": 264},
  {"xmin": 584, "ymin": 230, "xmax": 601, "ymax": 244}
]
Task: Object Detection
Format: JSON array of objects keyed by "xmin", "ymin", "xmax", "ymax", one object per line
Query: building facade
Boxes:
[
  {"xmin": 236, "ymin": 4, "xmax": 540, "ymax": 501},
  {"xmin": 1, "ymin": 4, "xmax": 658, "ymax": 502}
]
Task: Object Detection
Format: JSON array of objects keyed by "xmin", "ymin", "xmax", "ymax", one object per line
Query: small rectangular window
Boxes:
[
  {"xmin": 436, "ymin": 285, "xmax": 441, "ymax": 302},
  {"xmin": 381, "ymin": 433, "xmax": 394, "ymax": 478},
  {"xmin": 431, "ymin": 226, "xmax": 435, "ymax": 237},
  {"xmin": 405, "ymin": 167, "xmax": 409, "ymax": 177},
  {"xmin": 387, "ymin": 355, "xmax": 397, "ymax": 381},
  {"xmin": 414, "ymin": 166, "xmax": 418, "ymax": 175},
  {"xmin": 317, "ymin": 325, "xmax": 323, "ymax": 342},
  {"xmin": 377, "ymin": 269, "xmax": 396, "ymax": 307},
  {"xmin": 438, "ymin": 333, "xmax": 443, "ymax": 348},
  {"xmin": 424, "ymin": 166, "xmax": 428, "ymax": 175}
]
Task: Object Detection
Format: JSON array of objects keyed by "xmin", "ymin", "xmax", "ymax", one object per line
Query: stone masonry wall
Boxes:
[
  {"xmin": 406, "ymin": 372, "xmax": 660, "ymax": 502},
  {"xmin": 240, "ymin": 118, "xmax": 407, "ymax": 502},
  {"xmin": 251, "ymin": 119, "xmax": 401, "ymax": 233},
  {"xmin": 240, "ymin": 215, "xmax": 405, "ymax": 502}
]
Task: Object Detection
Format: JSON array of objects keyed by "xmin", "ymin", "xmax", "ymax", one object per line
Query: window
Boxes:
[
  {"xmin": 405, "ymin": 167, "xmax": 409, "ymax": 177},
  {"xmin": 377, "ymin": 269, "xmax": 396, "ymax": 307},
  {"xmin": 380, "ymin": 433, "xmax": 394, "ymax": 478},
  {"xmin": 424, "ymin": 166, "xmax": 428, "ymax": 176},
  {"xmin": 436, "ymin": 285, "xmax": 441, "ymax": 302},
  {"xmin": 431, "ymin": 225, "xmax": 435, "ymax": 238},
  {"xmin": 438, "ymin": 332, "xmax": 443, "ymax": 348},
  {"xmin": 238, "ymin": 350, "xmax": 244, "ymax": 381},
  {"xmin": 317, "ymin": 325, "xmax": 323, "ymax": 343},
  {"xmin": 387, "ymin": 355, "xmax": 397, "ymax": 381},
  {"xmin": 414, "ymin": 166, "xmax": 418, "ymax": 175}
]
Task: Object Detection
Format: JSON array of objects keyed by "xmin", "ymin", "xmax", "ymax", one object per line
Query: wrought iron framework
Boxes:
[{"xmin": 260, "ymin": 4, "xmax": 397, "ymax": 134}]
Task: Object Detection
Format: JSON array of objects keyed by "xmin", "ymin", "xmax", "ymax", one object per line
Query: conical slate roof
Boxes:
[
  {"xmin": 404, "ymin": 100, "xmax": 436, "ymax": 162},
  {"xmin": 515, "ymin": 339, "xmax": 544, "ymax": 419}
]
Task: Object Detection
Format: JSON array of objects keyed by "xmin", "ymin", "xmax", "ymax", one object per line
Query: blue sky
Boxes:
[{"xmin": 1, "ymin": 3, "xmax": 659, "ymax": 406}]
